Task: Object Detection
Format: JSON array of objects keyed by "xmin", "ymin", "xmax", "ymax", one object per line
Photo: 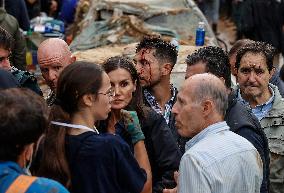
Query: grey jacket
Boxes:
[{"xmin": 259, "ymin": 84, "xmax": 284, "ymax": 193}]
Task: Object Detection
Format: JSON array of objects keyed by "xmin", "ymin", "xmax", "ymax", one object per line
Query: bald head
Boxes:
[
  {"xmin": 184, "ymin": 73, "xmax": 228, "ymax": 116},
  {"xmin": 37, "ymin": 38, "xmax": 76, "ymax": 91},
  {"xmin": 172, "ymin": 73, "xmax": 228, "ymax": 137}
]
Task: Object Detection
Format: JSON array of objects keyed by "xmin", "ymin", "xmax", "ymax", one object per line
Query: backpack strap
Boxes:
[{"xmin": 5, "ymin": 175, "xmax": 38, "ymax": 193}]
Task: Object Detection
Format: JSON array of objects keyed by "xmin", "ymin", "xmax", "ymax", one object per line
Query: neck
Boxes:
[
  {"xmin": 107, "ymin": 110, "xmax": 120, "ymax": 134},
  {"xmin": 242, "ymin": 87, "xmax": 272, "ymax": 108},
  {"xmin": 71, "ymin": 110, "xmax": 95, "ymax": 130},
  {"xmin": 17, "ymin": 156, "xmax": 25, "ymax": 168},
  {"xmin": 148, "ymin": 78, "xmax": 172, "ymax": 111},
  {"xmin": 202, "ymin": 114, "xmax": 224, "ymax": 130}
]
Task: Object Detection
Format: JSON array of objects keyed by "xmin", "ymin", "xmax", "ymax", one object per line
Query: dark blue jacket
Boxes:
[
  {"xmin": 4, "ymin": 0, "xmax": 30, "ymax": 31},
  {"xmin": 226, "ymin": 92, "xmax": 270, "ymax": 193}
]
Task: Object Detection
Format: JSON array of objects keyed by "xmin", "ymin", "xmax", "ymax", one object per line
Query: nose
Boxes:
[
  {"xmin": 135, "ymin": 62, "xmax": 143, "ymax": 75},
  {"xmin": 48, "ymin": 70, "xmax": 57, "ymax": 82},
  {"xmin": 248, "ymin": 71, "xmax": 257, "ymax": 82},
  {"xmin": 0, "ymin": 58, "xmax": 11, "ymax": 70},
  {"xmin": 172, "ymin": 103, "xmax": 178, "ymax": 116},
  {"xmin": 114, "ymin": 85, "xmax": 121, "ymax": 95}
]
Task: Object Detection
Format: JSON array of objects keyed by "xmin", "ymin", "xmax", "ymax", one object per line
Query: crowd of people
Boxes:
[
  {"xmin": 0, "ymin": 1, "xmax": 284, "ymax": 193},
  {"xmin": 0, "ymin": 31, "xmax": 284, "ymax": 193}
]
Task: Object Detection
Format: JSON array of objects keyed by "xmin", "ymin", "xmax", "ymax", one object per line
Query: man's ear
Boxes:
[
  {"xmin": 162, "ymin": 63, "xmax": 173, "ymax": 75},
  {"xmin": 202, "ymin": 100, "xmax": 213, "ymax": 117},
  {"xmin": 269, "ymin": 67, "xmax": 276, "ymax": 79},
  {"xmin": 70, "ymin": 55, "xmax": 76, "ymax": 63},
  {"xmin": 219, "ymin": 77, "xmax": 226, "ymax": 85},
  {"xmin": 24, "ymin": 143, "xmax": 34, "ymax": 162}
]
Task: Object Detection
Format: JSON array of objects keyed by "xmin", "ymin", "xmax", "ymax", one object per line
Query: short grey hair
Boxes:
[{"xmin": 190, "ymin": 75, "xmax": 228, "ymax": 117}]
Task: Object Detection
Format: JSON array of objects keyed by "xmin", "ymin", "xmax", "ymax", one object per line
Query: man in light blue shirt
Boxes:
[
  {"xmin": 234, "ymin": 41, "xmax": 284, "ymax": 193},
  {"xmin": 164, "ymin": 73, "xmax": 263, "ymax": 193}
]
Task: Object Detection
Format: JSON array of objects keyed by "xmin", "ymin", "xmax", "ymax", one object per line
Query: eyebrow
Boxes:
[{"xmin": 111, "ymin": 78, "xmax": 131, "ymax": 82}]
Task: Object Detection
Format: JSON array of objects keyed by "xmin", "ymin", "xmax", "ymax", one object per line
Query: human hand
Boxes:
[
  {"xmin": 163, "ymin": 171, "xmax": 179, "ymax": 193},
  {"xmin": 121, "ymin": 110, "xmax": 145, "ymax": 144}
]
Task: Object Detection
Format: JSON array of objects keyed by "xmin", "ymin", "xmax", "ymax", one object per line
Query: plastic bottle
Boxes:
[
  {"xmin": 195, "ymin": 22, "xmax": 205, "ymax": 46},
  {"xmin": 25, "ymin": 29, "xmax": 33, "ymax": 70}
]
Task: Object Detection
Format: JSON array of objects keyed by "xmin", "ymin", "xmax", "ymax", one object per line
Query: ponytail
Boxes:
[{"xmin": 37, "ymin": 104, "xmax": 72, "ymax": 189}]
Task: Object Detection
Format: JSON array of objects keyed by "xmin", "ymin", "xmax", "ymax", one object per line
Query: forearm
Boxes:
[{"xmin": 134, "ymin": 141, "xmax": 152, "ymax": 193}]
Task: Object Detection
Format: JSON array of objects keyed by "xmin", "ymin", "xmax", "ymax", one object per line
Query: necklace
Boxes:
[{"xmin": 51, "ymin": 121, "xmax": 99, "ymax": 134}]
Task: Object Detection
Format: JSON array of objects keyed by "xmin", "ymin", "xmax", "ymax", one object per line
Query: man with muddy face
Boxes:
[
  {"xmin": 235, "ymin": 41, "xmax": 284, "ymax": 193},
  {"xmin": 133, "ymin": 36, "xmax": 188, "ymax": 152}
]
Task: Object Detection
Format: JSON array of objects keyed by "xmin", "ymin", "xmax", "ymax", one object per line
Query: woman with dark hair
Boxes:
[
  {"xmin": 0, "ymin": 88, "xmax": 68, "ymax": 193},
  {"xmin": 38, "ymin": 61, "xmax": 151, "ymax": 193},
  {"xmin": 101, "ymin": 56, "xmax": 181, "ymax": 193}
]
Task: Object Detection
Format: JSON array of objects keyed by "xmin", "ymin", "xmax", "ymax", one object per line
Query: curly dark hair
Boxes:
[
  {"xmin": 235, "ymin": 41, "xmax": 276, "ymax": 72},
  {"xmin": 186, "ymin": 46, "xmax": 231, "ymax": 88},
  {"xmin": 136, "ymin": 36, "xmax": 178, "ymax": 67}
]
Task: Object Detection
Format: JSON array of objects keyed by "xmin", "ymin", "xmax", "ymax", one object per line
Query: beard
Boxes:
[{"xmin": 140, "ymin": 74, "xmax": 162, "ymax": 89}]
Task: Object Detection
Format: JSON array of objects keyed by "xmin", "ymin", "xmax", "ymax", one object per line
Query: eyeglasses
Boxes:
[
  {"xmin": 0, "ymin": 53, "xmax": 11, "ymax": 63},
  {"xmin": 98, "ymin": 88, "xmax": 115, "ymax": 98}
]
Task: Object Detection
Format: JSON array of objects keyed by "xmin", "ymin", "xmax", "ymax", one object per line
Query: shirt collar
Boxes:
[
  {"xmin": 237, "ymin": 85, "xmax": 275, "ymax": 108},
  {"xmin": 185, "ymin": 121, "xmax": 229, "ymax": 151},
  {"xmin": 0, "ymin": 161, "xmax": 25, "ymax": 174},
  {"xmin": 143, "ymin": 84, "xmax": 177, "ymax": 120},
  {"xmin": 144, "ymin": 84, "xmax": 177, "ymax": 103}
]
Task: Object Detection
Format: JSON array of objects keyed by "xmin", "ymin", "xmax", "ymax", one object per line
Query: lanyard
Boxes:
[{"xmin": 51, "ymin": 121, "xmax": 99, "ymax": 134}]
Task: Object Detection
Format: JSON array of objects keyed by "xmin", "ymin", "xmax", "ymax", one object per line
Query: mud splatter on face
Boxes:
[{"xmin": 137, "ymin": 48, "xmax": 153, "ymax": 84}]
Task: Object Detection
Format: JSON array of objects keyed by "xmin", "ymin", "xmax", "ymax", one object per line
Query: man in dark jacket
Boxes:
[
  {"xmin": 134, "ymin": 36, "xmax": 188, "ymax": 153},
  {"xmin": 185, "ymin": 46, "xmax": 269, "ymax": 193},
  {"xmin": 0, "ymin": 26, "xmax": 42, "ymax": 95},
  {"xmin": 229, "ymin": 39, "xmax": 284, "ymax": 97}
]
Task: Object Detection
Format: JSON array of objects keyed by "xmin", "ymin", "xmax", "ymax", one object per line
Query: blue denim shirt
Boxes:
[{"xmin": 237, "ymin": 86, "xmax": 275, "ymax": 121}]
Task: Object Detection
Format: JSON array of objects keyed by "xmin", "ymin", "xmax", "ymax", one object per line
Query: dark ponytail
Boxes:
[{"xmin": 37, "ymin": 61, "xmax": 104, "ymax": 189}]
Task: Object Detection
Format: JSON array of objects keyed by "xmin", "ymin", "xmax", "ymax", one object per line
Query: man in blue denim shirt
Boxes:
[{"xmin": 235, "ymin": 41, "xmax": 284, "ymax": 193}]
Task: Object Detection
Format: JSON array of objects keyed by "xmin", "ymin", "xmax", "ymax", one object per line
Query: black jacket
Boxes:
[
  {"xmin": 140, "ymin": 108, "xmax": 181, "ymax": 193},
  {"xmin": 241, "ymin": 0, "xmax": 284, "ymax": 54},
  {"xmin": 99, "ymin": 108, "xmax": 182, "ymax": 193},
  {"xmin": 226, "ymin": 93, "xmax": 270, "ymax": 193},
  {"xmin": 144, "ymin": 90, "xmax": 189, "ymax": 154},
  {"xmin": 0, "ymin": 69, "xmax": 19, "ymax": 89}
]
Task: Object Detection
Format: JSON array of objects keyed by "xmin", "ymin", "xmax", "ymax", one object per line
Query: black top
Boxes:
[
  {"xmin": 0, "ymin": 69, "xmax": 19, "ymax": 89},
  {"xmin": 98, "ymin": 107, "xmax": 181, "ymax": 193},
  {"xmin": 65, "ymin": 132, "xmax": 146, "ymax": 193},
  {"xmin": 4, "ymin": 0, "xmax": 30, "ymax": 30}
]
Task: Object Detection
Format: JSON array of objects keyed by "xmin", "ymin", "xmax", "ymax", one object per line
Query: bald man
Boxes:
[
  {"xmin": 164, "ymin": 74, "xmax": 263, "ymax": 193},
  {"xmin": 37, "ymin": 38, "xmax": 76, "ymax": 105}
]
